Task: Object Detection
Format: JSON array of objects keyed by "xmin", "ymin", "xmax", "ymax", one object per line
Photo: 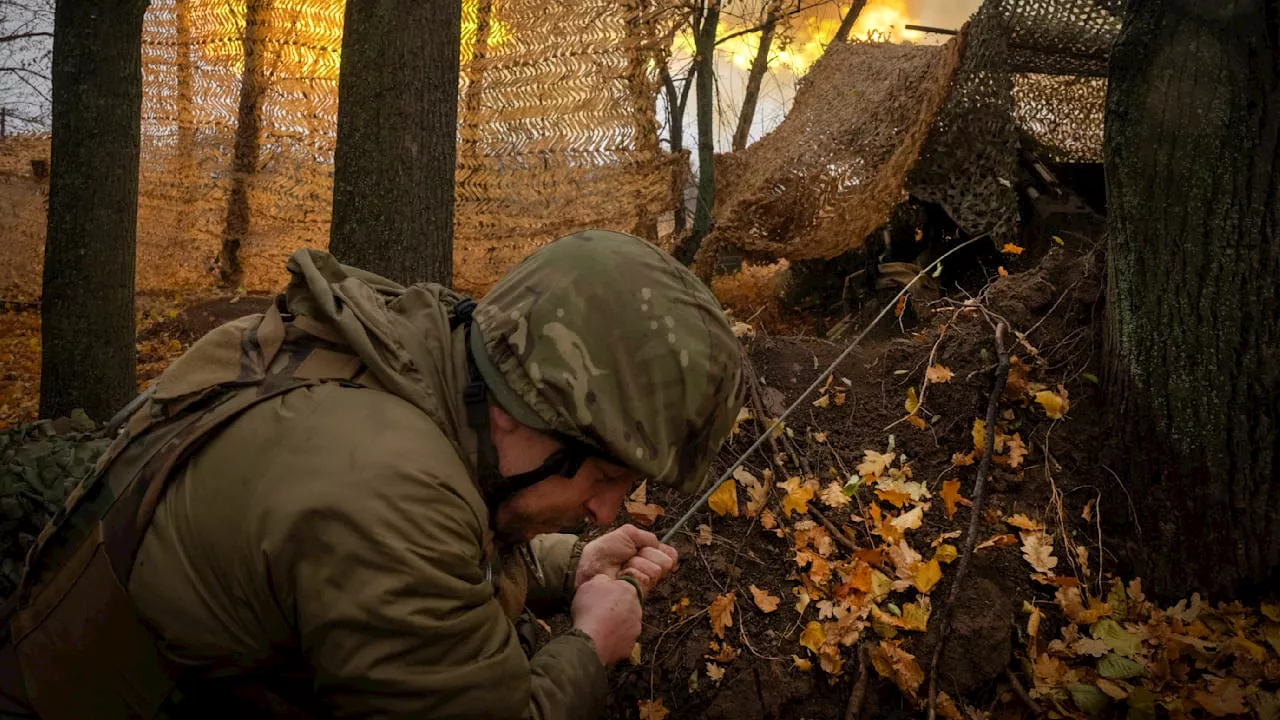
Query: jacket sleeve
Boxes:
[
  {"xmin": 526, "ymin": 533, "xmax": 584, "ymax": 612},
  {"xmin": 271, "ymin": 427, "xmax": 608, "ymax": 720}
]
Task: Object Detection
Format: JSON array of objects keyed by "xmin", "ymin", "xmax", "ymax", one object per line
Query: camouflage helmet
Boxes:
[{"xmin": 471, "ymin": 229, "xmax": 747, "ymax": 496}]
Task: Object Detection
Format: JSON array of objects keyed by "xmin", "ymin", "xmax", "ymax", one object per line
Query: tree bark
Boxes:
[
  {"xmin": 218, "ymin": 0, "xmax": 268, "ymax": 288},
  {"xmin": 731, "ymin": 0, "xmax": 782, "ymax": 152},
  {"xmin": 39, "ymin": 0, "xmax": 149, "ymax": 422},
  {"xmin": 1103, "ymin": 0, "xmax": 1280, "ymax": 601},
  {"xmin": 329, "ymin": 0, "xmax": 461, "ymax": 287},
  {"xmin": 674, "ymin": 0, "xmax": 719, "ymax": 265},
  {"xmin": 833, "ymin": 0, "xmax": 868, "ymax": 44},
  {"xmin": 661, "ymin": 63, "xmax": 695, "ymax": 234}
]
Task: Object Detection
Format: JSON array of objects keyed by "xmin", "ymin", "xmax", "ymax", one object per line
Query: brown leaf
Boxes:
[
  {"xmin": 792, "ymin": 655, "xmax": 813, "ymax": 671},
  {"xmin": 976, "ymin": 533, "xmax": 1018, "ymax": 551},
  {"xmin": 750, "ymin": 585, "xmax": 780, "ymax": 613},
  {"xmin": 696, "ymin": 524, "xmax": 713, "ymax": 546},
  {"xmin": 870, "ymin": 639, "xmax": 924, "ymax": 700},
  {"xmin": 1006, "ymin": 513, "xmax": 1045, "ymax": 532},
  {"xmin": 1021, "ymin": 532, "xmax": 1059, "ymax": 574},
  {"xmin": 940, "ymin": 479, "xmax": 966, "ymax": 520},
  {"xmin": 820, "ymin": 481, "xmax": 851, "ymax": 508},
  {"xmin": 625, "ymin": 501, "xmax": 664, "ymax": 527},
  {"xmin": 638, "ymin": 698, "xmax": 669, "ymax": 720},
  {"xmin": 709, "ymin": 593, "xmax": 736, "ymax": 638},
  {"xmin": 1195, "ymin": 676, "xmax": 1248, "ymax": 717},
  {"xmin": 857, "ymin": 450, "xmax": 896, "ymax": 479},
  {"xmin": 1001, "ymin": 242, "xmax": 1025, "ymax": 255},
  {"xmin": 926, "ymin": 364, "xmax": 954, "ymax": 383},
  {"xmin": 951, "ymin": 451, "xmax": 976, "ymax": 467},
  {"xmin": 705, "ymin": 662, "xmax": 725, "ymax": 682}
]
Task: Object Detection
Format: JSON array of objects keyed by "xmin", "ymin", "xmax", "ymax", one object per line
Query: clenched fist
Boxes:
[
  {"xmin": 572, "ymin": 574, "xmax": 643, "ymax": 665},
  {"xmin": 575, "ymin": 524, "xmax": 679, "ymax": 595}
]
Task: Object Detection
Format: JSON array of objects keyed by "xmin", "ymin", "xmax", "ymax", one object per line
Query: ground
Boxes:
[{"xmin": 1, "ymin": 236, "xmax": 1278, "ymax": 719}]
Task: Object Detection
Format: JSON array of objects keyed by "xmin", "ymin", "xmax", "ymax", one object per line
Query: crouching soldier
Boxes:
[{"xmin": 0, "ymin": 229, "xmax": 746, "ymax": 719}]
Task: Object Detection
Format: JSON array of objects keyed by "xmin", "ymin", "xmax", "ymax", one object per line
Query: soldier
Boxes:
[{"xmin": 0, "ymin": 229, "xmax": 747, "ymax": 719}]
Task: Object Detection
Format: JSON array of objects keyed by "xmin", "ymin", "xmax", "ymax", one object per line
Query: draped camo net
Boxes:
[
  {"xmin": 128, "ymin": 0, "xmax": 680, "ymax": 296},
  {"xmin": 697, "ymin": 0, "xmax": 1121, "ymax": 269}
]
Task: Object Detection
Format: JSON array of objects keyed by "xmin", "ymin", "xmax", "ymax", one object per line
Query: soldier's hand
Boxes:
[
  {"xmin": 576, "ymin": 523, "xmax": 679, "ymax": 594},
  {"xmin": 571, "ymin": 573, "xmax": 644, "ymax": 666}
]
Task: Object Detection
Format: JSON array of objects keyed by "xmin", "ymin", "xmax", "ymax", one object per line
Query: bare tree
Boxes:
[{"xmin": 0, "ymin": 0, "xmax": 54, "ymax": 131}]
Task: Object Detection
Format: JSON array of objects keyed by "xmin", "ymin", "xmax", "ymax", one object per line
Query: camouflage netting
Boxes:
[
  {"xmin": 0, "ymin": 0, "xmax": 682, "ymax": 300},
  {"xmin": 0, "ymin": 412, "xmax": 109, "ymax": 598},
  {"xmin": 697, "ymin": 0, "xmax": 1120, "ymax": 270}
]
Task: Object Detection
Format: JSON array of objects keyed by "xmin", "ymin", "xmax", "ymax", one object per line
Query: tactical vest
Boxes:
[{"xmin": 0, "ymin": 296, "xmax": 531, "ymax": 719}]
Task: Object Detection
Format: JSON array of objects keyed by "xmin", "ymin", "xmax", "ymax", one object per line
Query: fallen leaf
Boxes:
[
  {"xmin": 870, "ymin": 640, "xmax": 924, "ymax": 700},
  {"xmin": 800, "ymin": 621, "xmax": 826, "ymax": 653},
  {"xmin": 820, "ymin": 481, "xmax": 851, "ymax": 508},
  {"xmin": 707, "ymin": 479, "xmax": 739, "ymax": 517},
  {"xmin": 940, "ymin": 479, "xmax": 965, "ymax": 520},
  {"xmin": 906, "ymin": 413, "xmax": 927, "ymax": 430},
  {"xmin": 792, "ymin": 655, "xmax": 813, "ymax": 671},
  {"xmin": 1002, "ymin": 242, "xmax": 1025, "ymax": 255},
  {"xmin": 625, "ymin": 500, "xmax": 665, "ymax": 527},
  {"xmin": 1096, "ymin": 653, "xmax": 1144, "ymax": 680},
  {"xmin": 670, "ymin": 597, "xmax": 690, "ymax": 614},
  {"xmin": 750, "ymin": 585, "xmax": 780, "ymax": 613},
  {"xmin": 638, "ymin": 698, "xmax": 669, "ymax": 720},
  {"xmin": 1006, "ymin": 513, "xmax": 1045, "ymax": 532},
  {"xmin": 901, "ymin": 598, "xmax": 932, "ymax": 631},
  {"xmin": 1091, "ymin": 618, "xmax": 1140, "ymax": 657},
  {"xmin": 1067, "ymin": 683, "xmax": 1110, "ymax": 715},
  {"xmin": 926, "ymin": 364, "xmax": 954, "ymax": 383},
  {"xmin": 905, "ymin": 387, "xmax": 920, "ymax": 415},
  {"xmin": 935, "ymin": 692, "xmax": 964, "ymax": 720},
  {"xmin": 1021, "ymin": 532, "xmax": 1059, "ymax": 574},
  {"xmin": 778, "ymin": 476, "xmax": 816, "ymax": 516},
  {"xmin": 794, "ymin": 586, "xmax": 812, "ymax": 614},
  {"xmin": 709, "ymin": 593, "xmax": 735, "ymax": 638},
  {"xmin": 999, "ymin": 433, "xmax": 1028, "ymax": 468},
  {"xmin": 971, "ymin": 418, "xmax": 986, "ymax": 453},
  {"xmin": 813, "ymin": 431, "xmax": 828, "ymax": 443},
  {"xmin": 951, "ymin": 451, "xmax": 975, "ymax": 467},
  {"xmin": 933, "ymin": 544, "xmax": 958, "ymax": 564},
  {"xmin": 1195, "ymin": 676, "xmax": 1248, "ymax": 717},
  {"xmin": 1057, "ymin": 587, "xmax": 1112, "ymax": 625},
  {"xmin": 735, "ymin": 468, "xmax": 768, "ymax": 517},
  {"xmin": 891, "ymin": 505, "xmax": 926, "ymax": 532},
  {"xmin": 630, "ymin": 480, "xmax": 649, "ymax": 503},
  {"xmin": 760, "ymin": 509, "xmax": 779, "ymax": 530},
  {"xmin": 705, "ymin": 640, "xmax": 740, "ymax": 663},
  {"xmin": 630, "ymin": 642, "xmax": 642, "ymax": 665},
  {"xmin": 976, "ymin": 533, "xmax": 1017, "ymax": 550},
  {"xmin": 696, "ymin": 524, "xmax": 713, "ymax": 545},
  {"xmin": 817, "ymin": 645, "xmax": 845, "ymax": 675},
  {"xmin": 914, "ymin": 559, "xmax": 942, "ymax": 593},
  {"xmin": 998, "ymin": 266, "xmax": 1009, "ymax": 277},
  {"xmin": 705, "ymin": 662, "xmax": 725, "ymax": 682},
  {"xmin": 812, "ymin": 394, "xmax": 831, "ymax": 408},
  {"xmin": 1096, "ymin": 678, "xmax": 1128, "ymax": 701},
  {"xmin": 1035, "ymin": 387, "xmax": 1070, "ymax": 419},
  {"xmin": 858, "ymin": 450, "xmax": 896, "ymax": 479},
  {"xmin": 1072, "ymin": 637, "xmax": 1110, "ymax": 657}
]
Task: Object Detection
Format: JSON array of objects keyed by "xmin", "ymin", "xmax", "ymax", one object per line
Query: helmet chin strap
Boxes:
[{"xmin": 456, "ymin": 302, "xmax": 590, "ymax": 516}]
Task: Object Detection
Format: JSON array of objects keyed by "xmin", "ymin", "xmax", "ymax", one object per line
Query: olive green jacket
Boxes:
[{"xmin": 124, "ymin": 250, "xmax": 608, "ymax": 719}]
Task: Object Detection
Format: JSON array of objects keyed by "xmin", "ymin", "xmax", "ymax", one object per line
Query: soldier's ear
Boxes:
[{"xmin": 489, "ymin": 403, "xmax": 521, "ymax": 434}]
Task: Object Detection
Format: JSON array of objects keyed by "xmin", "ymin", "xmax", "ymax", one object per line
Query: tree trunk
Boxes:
[
  {"xmin": 1103, "ymin": 0, "xmax": 1280, "ymax": 601},
  {"xmin": 674, "ymin": 0, "xmax": 719, "ymax": 265},
  {"xmin": 731, "ymin": 0, "xmax": 782, "ymax": 152},
  {"xmin": 661, "ymin": 64, "xmax": 695, "ymax": 235},
  {"xmin": 833, "ymin": 0, "xmax": 868, "ymax": 44},
  {"xmin": 39, "ymin": 0, "xmax": 149, "ymax": 423},
  {"xmin": 328, "ymin": 0, "xmax": 461, "ymax": 287},
  {"xmin": 218, "ymin": 0, "xmax": 268, "ymax": 288}
]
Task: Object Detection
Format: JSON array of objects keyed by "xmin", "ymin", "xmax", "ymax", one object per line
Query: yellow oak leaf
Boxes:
[
  {"xmin": 707, "ymin": 479, "xmax": 739, "ymax": 517},
  {"xmin": 915, "ymin": 559, "xmax": 942, "ymax": 593},
  {"xmin": 1035, "ymin": 386, "xmax": 1070, "ymax": 419},
  {"xmin": 799, "ymin": 621, "xmax": 826, "ymax": 653},
  {"xmin": 777, "ymin": 476, "xmax": 815, "ymax": 516},
  {"xmin": 901, "ymin": 598, "xmax": 932, "ymax": 631},
  {"xmin": 926, "ymin": 364, "xmax": 954, "ymax": 383},
  {"xmin": 1056, "ymin": 586, "xmax": 1112, "ymax": 625},
  {"xmin": 709, "ymin": 593, "xmax": 735, "ymax": 638},
  {"xmin": 820, "ymin": 481, "xmax": 851, "ymax": 508},
  {"xmin": 933, "ymin": 544, "xmax": 958, "ymax": 564},
  {"xmin": 870, "ymin": 640, "xmax": 924, "ymax": 701},
  {"xmin": 940, "ymin": 479, "xmax": 966, "ymax": 520},
  {"xmin": 1021, "ymin": 531, "xmax": 1059, "ymax": 574},
  {"xmin": 1006, "ymin": 513, "xmax": 1045, "ymax": 532},
  {"xmin": 857, "ymin": 450, "xmax": 896, "ymax": 479},
  {"xmin": 750, "ymin": 585, "xmax": 780, "ymax": 613},
  {"xmin": 890, "ymin": 505, "xmax": 926, "ymax": 533},
  {"xmin": 638, "ymin": 698, "xmax": 669, "ymax": 720}
]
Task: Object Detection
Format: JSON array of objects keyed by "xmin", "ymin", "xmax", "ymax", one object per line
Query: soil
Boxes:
[{"xmin": 596, "ymin": 239, "xmax": 1122, "ymax": 719}]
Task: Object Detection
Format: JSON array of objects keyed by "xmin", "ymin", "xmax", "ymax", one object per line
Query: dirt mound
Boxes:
[{"xmin": 602, "ymin": 241, "xmax": 1118, "ymax": 719}]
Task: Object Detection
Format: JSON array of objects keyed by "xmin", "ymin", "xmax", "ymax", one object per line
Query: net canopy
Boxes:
[
  {"xmin": 697, "ymin": 0, "xmax": 1119, "ymax": 269},
  {"xmin": 129, "ymin": 0, "xmax": 679, "ymax": 295}
]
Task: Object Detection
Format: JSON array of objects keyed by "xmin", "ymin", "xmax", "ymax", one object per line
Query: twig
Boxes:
[
  {"xmin": 926, "ymin": 322, "xmax": 1010, "ymax": 720},
  {"xmin": 844, "ymin": 644, "xmax": 870, "ymax": 720},
  {"xmin": 809, "ymin": 506, "xmax": 858, "ymax": 552},
  {"xmin": 1005, "ymin": 667, "xmax": 1043, "ymax": 716}
]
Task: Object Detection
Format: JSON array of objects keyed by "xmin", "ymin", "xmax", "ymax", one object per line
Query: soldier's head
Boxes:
[{"xmin": 468, "ymin": 229, "xmax": 747, "ymax": 541}]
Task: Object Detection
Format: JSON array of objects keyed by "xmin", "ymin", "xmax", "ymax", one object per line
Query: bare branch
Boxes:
[{"xmin": 0, "ymin": 31, "xmax": 52, "ymax": 43}]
